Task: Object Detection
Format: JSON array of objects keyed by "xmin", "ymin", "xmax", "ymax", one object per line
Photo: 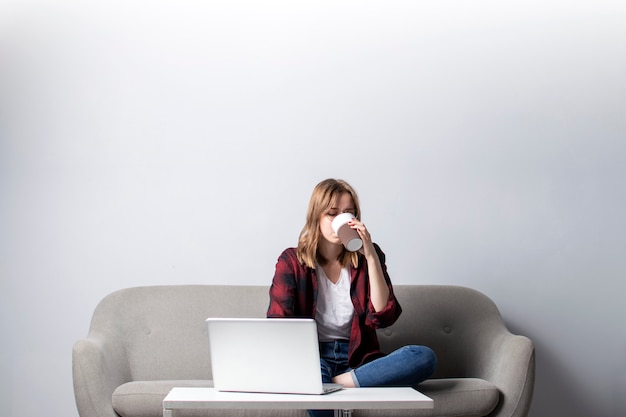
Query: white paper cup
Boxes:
[{"xmin": 331, "ymin": 213, "xmax": 363, "ymax": 252}]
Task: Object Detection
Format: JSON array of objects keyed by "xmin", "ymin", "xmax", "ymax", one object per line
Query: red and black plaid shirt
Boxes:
[{"xmin": 267, "ymin": 244, "xmax": 402, "ymax": 368}]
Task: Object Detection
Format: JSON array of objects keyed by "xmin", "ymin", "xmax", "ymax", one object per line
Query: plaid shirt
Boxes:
[{"xmin": 267, "ymin": 244, "xmax": 402, "ymax": 368}]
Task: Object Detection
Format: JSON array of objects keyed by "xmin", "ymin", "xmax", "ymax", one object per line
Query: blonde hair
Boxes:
[{"xmin": 297, "ymin": 178, "xmax": 361, "ymax": 269}]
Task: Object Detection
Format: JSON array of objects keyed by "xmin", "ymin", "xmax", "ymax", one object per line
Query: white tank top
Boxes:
[{"xmin": 315, "ymin": 263, "xmax": 354, "ymax": 342}]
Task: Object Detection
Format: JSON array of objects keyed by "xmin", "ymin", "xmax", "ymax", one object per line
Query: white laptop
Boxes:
[{"xmin": 205, "ymin": 318, "xmax": 343, "ymax": 395}]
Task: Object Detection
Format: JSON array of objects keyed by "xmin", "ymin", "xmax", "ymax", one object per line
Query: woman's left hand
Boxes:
[{"xmin": 349, "ymin": 219, "xmax": 375, "ymax": 258}]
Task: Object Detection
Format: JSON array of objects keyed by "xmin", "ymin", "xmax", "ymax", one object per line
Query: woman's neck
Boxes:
[{"xmin": 317, "ymin": 239, "xmax": 343, "ymax": 267}]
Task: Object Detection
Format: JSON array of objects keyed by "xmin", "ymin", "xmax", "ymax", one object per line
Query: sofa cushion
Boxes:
[
  {"xmin": 112, "ymin": 380, "xmax": 309, "ymax": 417},
  {"xmin": 316, "ymin": 378, "xmax": 499, "ymax": 417},
  {"xmin": 113, "ymin": 380, "xmax": 212, "ymax": 417},
  {"xmin": 420, "ymin": 378, "xmax": 499, "ymax": 417},
  {"xmin": 112, "ymin": 378, "xmax": 498, "ymax": 417},
  {"xmin": 356, "ymin": 378, "xmax": 499, "ymax": 417}
]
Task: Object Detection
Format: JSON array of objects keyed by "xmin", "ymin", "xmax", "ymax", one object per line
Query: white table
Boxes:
[{"xmin": 163, "ymin": 387, "xmax": 433, "ymax": 417}]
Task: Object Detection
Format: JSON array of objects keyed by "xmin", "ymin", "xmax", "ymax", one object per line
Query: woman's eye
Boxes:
[{"xmin": 327, "ymin": 210, "xmax": 355, "ymax": 217}]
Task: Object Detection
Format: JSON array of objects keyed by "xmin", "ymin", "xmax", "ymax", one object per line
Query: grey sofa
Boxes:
[{"xmin": 73, "ymin": 285, "xmax": 534, "ymax": 417}]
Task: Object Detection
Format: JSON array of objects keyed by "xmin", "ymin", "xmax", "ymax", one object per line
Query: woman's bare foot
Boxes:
[{"xmin": 332, "ymin": 372, "xmax": 356, "ymax": 388}]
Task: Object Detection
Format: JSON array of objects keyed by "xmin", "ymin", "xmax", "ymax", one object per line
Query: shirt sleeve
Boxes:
[{"xmin": 266, "ymin": 249, "xmax": 297, "ymax": 318}]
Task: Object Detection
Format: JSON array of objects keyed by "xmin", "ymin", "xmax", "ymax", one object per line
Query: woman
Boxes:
[{"xmin": 267, "ymin": 178, "xmax": 437, "ymax": 407}]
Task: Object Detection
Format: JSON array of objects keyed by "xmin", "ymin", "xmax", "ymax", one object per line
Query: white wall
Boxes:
[{"xmin": 1, "ymin": 1, "xmax": 625, "ymax": 416}]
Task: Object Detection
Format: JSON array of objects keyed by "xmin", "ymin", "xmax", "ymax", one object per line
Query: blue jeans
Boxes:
[{"xmin": 309, "ymin": 341, "xmax": 437, "ymax": 417}]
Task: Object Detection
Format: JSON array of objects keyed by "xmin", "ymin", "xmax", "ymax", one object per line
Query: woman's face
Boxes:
[{"xmin": 318, "ymin": 192, "xmax": 357, "ymax": 246}]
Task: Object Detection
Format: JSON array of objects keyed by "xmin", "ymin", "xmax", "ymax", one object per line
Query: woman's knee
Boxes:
[{"xmin": 401, "ymin": 345, "xmax": 438, "ymax": 379}]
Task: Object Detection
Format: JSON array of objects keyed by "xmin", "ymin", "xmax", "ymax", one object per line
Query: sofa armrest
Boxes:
[
  {"xmin": 478, "ymin": 333, "xmax": 535, "ymax": 417},
  {"xmin": 73, "ymin": 333, "xmax": 131, "ymax": 417}
]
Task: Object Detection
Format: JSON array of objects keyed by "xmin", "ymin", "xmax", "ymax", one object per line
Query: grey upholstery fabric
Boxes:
[
  {"xmin": 73, "ymin": 285, "xmax": 534, "ymax": 417},
  {"xmin": 111, "ymin": 378, "xmax": 499, "ymax": 417}
]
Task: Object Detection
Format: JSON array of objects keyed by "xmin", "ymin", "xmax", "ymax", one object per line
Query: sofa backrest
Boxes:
[
  {"xmin": 379, "ymin": 285, "xmax": 509, "ymax": 379},
  {"xmin": 88, "ymin": 284, "xmax": 509, "ymax": 381},
  {"xmin": 89, "ymin": 285, "xmax": 270, "ymax": 381}
]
